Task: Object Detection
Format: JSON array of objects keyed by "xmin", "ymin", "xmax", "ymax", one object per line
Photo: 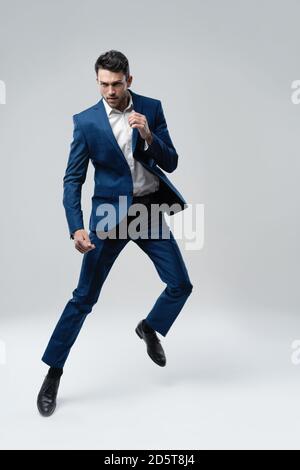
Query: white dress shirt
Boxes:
[{"xmin": 102, "ymin": 92, "xmax": 160, "ymax": 196}]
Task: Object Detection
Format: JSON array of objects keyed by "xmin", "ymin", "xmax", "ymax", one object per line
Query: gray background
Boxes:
[{"xmin": 0, "ymin": 0, "xmax": 300, "ymax": 449}]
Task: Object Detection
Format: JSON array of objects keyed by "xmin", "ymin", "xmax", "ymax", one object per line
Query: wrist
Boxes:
[
  {"xmin": 145, "ymin": 132, "xmax": 153, "ymax": 146},
  {"xmin": 71, "ymin": 228, "xmax": 84, "ymax": 239}
]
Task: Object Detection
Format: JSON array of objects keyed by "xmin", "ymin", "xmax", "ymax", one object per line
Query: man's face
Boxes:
[{"xmin": 97, "ymin": 69, "xmax": 132, "ymax": 109}]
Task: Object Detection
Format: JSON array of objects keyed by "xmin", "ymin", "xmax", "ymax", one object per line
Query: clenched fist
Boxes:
[
  {"xmin": 73, "ymin": 229, "xmax": 95, "ymax": 254},
  {"xmin": 128, "ymin": 111, "xmax": 153, "ymax": 143}
]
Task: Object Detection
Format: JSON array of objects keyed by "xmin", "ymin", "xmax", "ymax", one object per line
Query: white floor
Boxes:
[{"xmin": 1, "ymin": 307, "xmax": 300, "ymax": 450}]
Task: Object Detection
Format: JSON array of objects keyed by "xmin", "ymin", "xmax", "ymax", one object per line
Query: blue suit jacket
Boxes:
[{"xmin": 63, "ymin": 89, "xmax": 188, "ymax": 238}]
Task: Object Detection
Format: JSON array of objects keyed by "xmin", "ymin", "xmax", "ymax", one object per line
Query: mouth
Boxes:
[{"xmin": 108, "ymin": 97, "xmax": 117, "ymax": 101}]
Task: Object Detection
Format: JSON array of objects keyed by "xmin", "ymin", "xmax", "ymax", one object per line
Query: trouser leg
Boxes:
[
  {"xmin": 133, "ymin": 221, "xmax": 193, "ymax": 337},
  {"xmin": 41, "ymin": 231, "xmax": 129, "ymax": 368}
]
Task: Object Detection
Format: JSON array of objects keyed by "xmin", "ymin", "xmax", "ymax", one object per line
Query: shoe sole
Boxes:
[{"xmin": 135, "ymin": 327, "xmax": 166, "ymax": 367}]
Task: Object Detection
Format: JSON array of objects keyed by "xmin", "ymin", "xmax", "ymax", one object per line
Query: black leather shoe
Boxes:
[
  {"xmin": 135, "ymin": 320, "xmax": 166, "ymax": 367},
  {"xmin": 37, "ymin": 375, "xmax": 61, "ymax": 417}
]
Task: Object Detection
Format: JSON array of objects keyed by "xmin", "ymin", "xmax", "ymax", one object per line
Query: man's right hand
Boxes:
[{"xmin": 73, "ymin": 229, "xmax": 95, "ymax": 254}]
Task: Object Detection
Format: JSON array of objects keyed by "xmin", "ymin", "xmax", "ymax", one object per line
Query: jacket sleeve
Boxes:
[
  {"xmin": 63, "ymin": 115, "xmax": 90, "ymax": 239},
  {"xmin": 144, "ymin": 100, "xmax": 178, "ymax": 173}
]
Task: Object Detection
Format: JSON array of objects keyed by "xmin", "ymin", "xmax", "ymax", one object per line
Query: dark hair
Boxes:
[{"xmin": 94, "ymin": 50, "xmax": 130, "ymax": 79}]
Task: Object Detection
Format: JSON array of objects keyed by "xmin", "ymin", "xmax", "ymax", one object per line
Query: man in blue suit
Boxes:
[{"xmin": 37, "ymin": 50, "xmax": 193, "ymax": 416}]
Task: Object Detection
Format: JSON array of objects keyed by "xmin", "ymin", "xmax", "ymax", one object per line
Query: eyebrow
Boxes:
[{"xmin": 99, "ymin": 80, "xmax": 123, "ymax": 85}]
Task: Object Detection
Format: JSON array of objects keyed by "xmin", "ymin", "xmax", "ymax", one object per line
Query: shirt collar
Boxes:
[{"xmin": 102, "ymin": 92, "xmax": 133, "ymax": 116}]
